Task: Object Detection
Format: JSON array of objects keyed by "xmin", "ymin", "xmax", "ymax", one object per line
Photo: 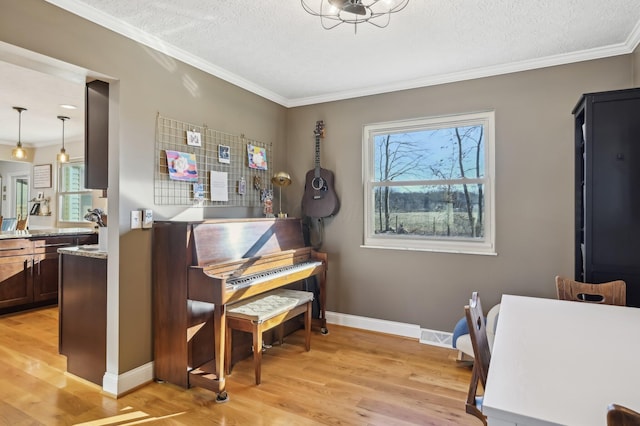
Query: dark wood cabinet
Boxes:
[
  {"xmin": 33, "ymin": 236, "xmax": 77, "ymax": 302},
  {"xmin": 59, "ymin": 251, "xmax": 107, "ymax": 385},
  {"xmin": 573, "ymin": 87, "xmax": 640, "ymax": 307},
  {"xmin": 0, "ymin": 239, "xmax": 33, "ymax": 310},
  {"xmin": 0, "ymin": 233, "xmax": 97, "ymax": 313},
  {"xmin": 34, "ymin": 250, "xmax": 59, "ymax": 302},
  {"xmin": 85, "ymin": 79, "xmax": 109, "ymax": 190}
]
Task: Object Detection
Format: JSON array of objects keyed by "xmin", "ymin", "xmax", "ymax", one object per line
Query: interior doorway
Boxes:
[
  {"xmin": 14, "ymin": 175, "xmax": 29, "ymax": 219},
  {"xmin": 3, "ymin": 171, "xmax": 30, "ymax": 220}
]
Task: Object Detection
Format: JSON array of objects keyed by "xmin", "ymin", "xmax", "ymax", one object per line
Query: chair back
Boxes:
[
  {"xmin": 556, "ymin": 276, "xmax": 626, "ymax": 306},
  {"xmin": 607, "ymin": 403, "xmax": 640, "ymax": 426},
  {"xmin": 1, "ymin": 218, "xmax": 17, "ymax": 232},
  {"xmin": 16, "ymin": 215, "xmax": 28, "ymax": 231},
  {"xmin": 464, "ymin": 291, "xmax": 491, "ymax": 425},
  {"xmin": 465, "ymin": 291, "xmax": 491, "ymax": 387}
]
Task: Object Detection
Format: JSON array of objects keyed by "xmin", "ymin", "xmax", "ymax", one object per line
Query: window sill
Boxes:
[{"xmin": 360, "ymin": 243, "xmax": 497, "ymax": 256}]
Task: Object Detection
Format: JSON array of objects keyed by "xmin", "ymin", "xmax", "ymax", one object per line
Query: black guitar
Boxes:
[{"xmin": 302, "ymin": 121, "xmax": 340, "ymax": 218}]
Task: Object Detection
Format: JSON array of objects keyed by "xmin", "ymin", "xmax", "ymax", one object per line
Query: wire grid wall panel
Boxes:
[{"xmin": 155, "ymin": 114, "xmax": 273, "ymax": 207}]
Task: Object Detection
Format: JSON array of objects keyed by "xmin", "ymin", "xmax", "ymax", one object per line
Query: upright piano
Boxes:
[{"xmin": 152, "ymin": 218, "xmax": 327, "ymax": 401}]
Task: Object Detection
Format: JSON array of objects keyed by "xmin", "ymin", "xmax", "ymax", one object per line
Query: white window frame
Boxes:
[
  {"xmin": 362, "ymin": 111, "xmax": 496, "ymax": 255},
  {"xmin": 58, "ymin": 159, "xmax": 92, "ymax": 224}
]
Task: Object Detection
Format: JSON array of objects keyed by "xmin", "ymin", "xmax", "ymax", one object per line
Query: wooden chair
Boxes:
[
  {"xmin": 464, "ymin": 291, "xmax": 491, "ymax": 425},
  {"xmin": 1, "ymin": 217, "xmax": 17, "ymax": 232},
  {"xmin": 16, "ymin": 215, "xmax": 28, "ymax": 231},
  {"xmin": 225, "ymin": 288, "xmax": 313, "ymax": 385},
  {"xmin": 555, "ymin": 276, "xmax": 626, "ymax": 306},
  {"xmin": 607, "ymin": 403, "xmax": 640, "ymax": 426}
]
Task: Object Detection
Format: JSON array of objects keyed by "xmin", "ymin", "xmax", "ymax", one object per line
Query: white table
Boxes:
[{"xmin": 483, "ymin": 295, "xmax": 640, "ymax": 426}]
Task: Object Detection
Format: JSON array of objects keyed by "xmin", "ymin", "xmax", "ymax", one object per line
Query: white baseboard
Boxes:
[
  {"xmin": 326, "ymin": 310, "xmax": 421, "ymax": 339},
  {"xmin": 102, "ymin": 362, "xmax": 154, "ymax": 397},
  {"xmin": 102, "ymin": 313, "xmax": 451, "ymax": 397},
  {"xmin": 326, "ymin": 311, "xmax": 452, "ymax": 349}
]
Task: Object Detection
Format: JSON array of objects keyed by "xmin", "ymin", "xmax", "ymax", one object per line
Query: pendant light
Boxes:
[
  {"xmin": 57, "ymin": 115, "xmax": 70, "ymax": 163},
  {"xmin": 11, "ymin": 107, "xmax": 27, "ymax": 160}
]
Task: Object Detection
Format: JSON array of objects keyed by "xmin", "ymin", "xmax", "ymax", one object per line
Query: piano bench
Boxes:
[{"xmin": 225, "ymin": 289, "xmax": 314, "ymax": 385}]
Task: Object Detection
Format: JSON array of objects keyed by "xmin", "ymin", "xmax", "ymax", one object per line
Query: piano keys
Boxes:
[
  {"xmin": 152, "ymin": 218, "xmax": 328, "ymax": 401},
  {"xmin": 225, "ymin": 259, "xmax": 324, "ymax": 290}
]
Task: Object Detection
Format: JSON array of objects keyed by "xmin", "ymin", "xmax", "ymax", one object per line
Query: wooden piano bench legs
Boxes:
[{"xmin": 225, "ymin": 289, "xmax": 314, "ymax": 385}]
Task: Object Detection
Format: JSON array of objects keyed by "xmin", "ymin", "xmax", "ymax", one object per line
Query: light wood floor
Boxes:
[{"xmin": 0, "ymin": 307, "xmax": 479, "ymax": 425}]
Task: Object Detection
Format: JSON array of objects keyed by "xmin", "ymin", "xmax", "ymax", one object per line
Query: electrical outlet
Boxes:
[{"xmin": 130, "ymin": 210, "xmax": 142, "ymax": 229}]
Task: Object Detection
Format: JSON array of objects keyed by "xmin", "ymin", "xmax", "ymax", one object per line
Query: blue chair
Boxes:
[
  {"xmin": 1, "ymin": 218, "xmax": 17, "ymax": 231},
  {"xmin": 453, "ymin": 302, "xmax": 500, "ymax": 361}
]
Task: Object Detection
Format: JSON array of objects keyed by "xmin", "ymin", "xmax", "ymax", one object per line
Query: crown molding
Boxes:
[
  {"xmin": 45, "ymin": 1, "xmax": 640, "ymax": 109},
  {"xmin": 44, "ymin": 0, "xmax": 288, "ymax": 106},
  {"xmin": 287, "ymin": 41, "xmax": 640, "ymax": 107}
]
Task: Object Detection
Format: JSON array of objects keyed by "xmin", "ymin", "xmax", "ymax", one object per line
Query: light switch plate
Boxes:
[
  {"xmin": 142, "ymin": 209, "xmax": 153, "ymax": 228},
  {"xmin": 130, "ymin": 210, "xmax": 142, "ymax": 229}
]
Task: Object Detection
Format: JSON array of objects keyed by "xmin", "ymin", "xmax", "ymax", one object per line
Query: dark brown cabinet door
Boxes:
[
  {"xmin": 85, "ymin": 79, "xmax": 109, "ymax": 190},
  {"xmin": 32, "ymin": 236, "xmax": 76, "ymax": 303},
  {"xmin": 0, "ymin": 234, "xmax": 98, "ymax": 312},
  {"xmin": 33, "ymin": 253, "xmax": 59, "ymax": 302},
  {"xmin": 0, "ymin": 255, "xmax": 33, "ymax": 309},
  {"xmin": 59, "ymin": 253, "xmax": 107, "ymax": 385}
]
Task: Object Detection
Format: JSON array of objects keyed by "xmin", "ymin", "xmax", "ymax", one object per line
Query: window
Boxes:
[
  {"xmin": 58, "ymin": 161, "xmax": 93, "ymax": 223},
  {"xmin": 363, "ymin": 111, "xmax": 495, "ymax": 255}
]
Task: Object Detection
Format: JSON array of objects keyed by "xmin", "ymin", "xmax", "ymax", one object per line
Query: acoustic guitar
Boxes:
[{"xmin": 301, "ymin": 120, "xmax": 340, "ymax": 218}]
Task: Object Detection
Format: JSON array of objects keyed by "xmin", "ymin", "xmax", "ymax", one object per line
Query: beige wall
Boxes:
[
  {"xmin": 1, "ymin": 0, "xmax": 637, "ymax": 382},
  {"xmin": 0, "ymin": 0, "xmax": 287, "ymax": 376},
  {"xmin": 634, "ymin": 44, "xmax": 640, "ymax": 86},
  {"xmin": 287, "ymin": 56, "xmax": 634, "ymax": 331}
]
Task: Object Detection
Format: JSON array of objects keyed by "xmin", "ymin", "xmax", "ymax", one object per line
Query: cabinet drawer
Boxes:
[
  {"xmin": 33, "ymin": 237, "xmax": 76, "ymax": 254},
  {"xmin": 76, "ymin": 234, "xmax": 98, "ymax": 246},
  {"xmin": 0, "ymin": 239, "xmax": 33, "ymax": 256}
]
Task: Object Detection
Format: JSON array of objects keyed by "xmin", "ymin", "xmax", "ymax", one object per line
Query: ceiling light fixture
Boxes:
[
  {"xmin": 301, "ymin": 0, "xmax": 409, "ymax": 32},
  {"xmin": 11, "ymin": 106, "xmax": 27, "ymax": 160},
  {"xmin": 57, "ymin": 115, "xmax": 70, "ymax": 163}
]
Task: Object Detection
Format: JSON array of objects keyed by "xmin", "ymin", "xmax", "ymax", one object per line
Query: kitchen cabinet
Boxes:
[
  {"xmin": 33, "ymin": 234, "xmax": 98, "ymax": 303},
  {"xmin": 85, "ymin": 79, "xmax": 109, "ymax": 190},
  {"xmin": 0, "ymin": 232, "xmax": 97, "ymax": 314},
  {"xmin": 58, "ymin": 247, "xmax": 107, "ymax": 385},
  {"xmin": 0, "ymin": 239, "xmax": 34, "ymax": 310}
]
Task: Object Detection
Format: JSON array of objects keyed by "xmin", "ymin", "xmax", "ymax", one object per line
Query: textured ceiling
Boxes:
[
  {"xmin": 49, "ymin": 0, "xmax": 640, "ymax": 106},
  {"xmin": 2, "ymin": 1, "xmax": 640, "ymax": 147}
]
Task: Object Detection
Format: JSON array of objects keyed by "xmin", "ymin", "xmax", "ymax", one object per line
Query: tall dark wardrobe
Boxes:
[{"xmin": 573, "ymin": 87, "xmax": 640, "ymax": 307}]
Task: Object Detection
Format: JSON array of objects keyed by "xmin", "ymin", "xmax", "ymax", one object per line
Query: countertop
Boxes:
[
  {"xmin": 58, "ymin": 244, "xmax": 107, "ymax": 259},
  {"xmin": 0, "ymin": 227, "xmax": 96, "ymax": 240}
]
